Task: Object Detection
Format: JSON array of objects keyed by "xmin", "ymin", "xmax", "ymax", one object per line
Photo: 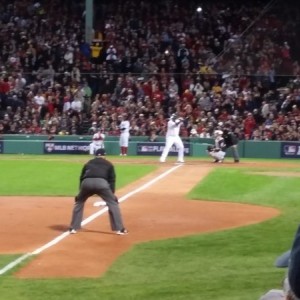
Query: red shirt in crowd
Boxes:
[
  {"xmin": 152, "ymin": 89, "xmax": 163, "ymax": 103},
  {"xmin": 218, "ymin": 111, "xmax": 229, "ymax": 122},
  {"xmin": 0, "ymin": 80, "xmax": 10, "ymax": 94},
  {"xmin": 142, "ymin": 82, "xmax": 152, "ymax": 97},
  {"xmin": 244, "ymin": 114, "xmax": 257, "ymax": 136},
  {"xmin": 182, "ymin": 90, "xmax": 194, "ymax": 103},
  {"xmin": 276, "ymin": 113, "xmax": 285, "ymax": 125}
]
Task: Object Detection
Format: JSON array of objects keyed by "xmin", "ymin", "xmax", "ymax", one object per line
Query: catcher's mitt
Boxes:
[{"xmin": 207, "ymin": 145, "xmax": 214, "ymax": 152}]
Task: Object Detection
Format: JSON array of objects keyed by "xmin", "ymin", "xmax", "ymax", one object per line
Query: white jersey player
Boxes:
[
  {"xmin": 159, "ymin": 113, "xmax": 185, "ymax": 163},
  {"xmin": 119, "ymin": 114, "xmax": 130, "ymax": 156},
  {"xmin": 89, "ymin": 130, "xmax": 105, "ymax": 155},
  {"xmin": 207, "ymin": 130, "xmax": 226, "ymax": 163}
]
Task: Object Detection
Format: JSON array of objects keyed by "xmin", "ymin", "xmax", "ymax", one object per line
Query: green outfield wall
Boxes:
[{"xmin": 0, "ymin": 135, "xmax": 297, "ymax": 159}]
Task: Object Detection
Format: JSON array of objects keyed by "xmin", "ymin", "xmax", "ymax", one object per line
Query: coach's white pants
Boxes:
[
  {"xmin": 160, "ymin": 136, "xmax": 184, "ymax": 162},
  {"xmin": 119, "ymin": 133, "xmax": 130, "ymax": 147}
]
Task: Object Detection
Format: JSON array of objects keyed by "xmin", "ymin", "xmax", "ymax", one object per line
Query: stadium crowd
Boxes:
[{"xmin": 0, "ymin": 0, "xmax": 300, "ymax": 141}]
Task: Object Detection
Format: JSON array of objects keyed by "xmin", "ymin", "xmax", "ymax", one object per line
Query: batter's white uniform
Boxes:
[
  {"xmin": 160, "ymin": 118, "xmax": 184, "ymax": 163},
  {"xmin": 119, "ymin": 120, "xmax": 130, "ymax": 147},
  {"xmin": 89, "ymin": 131, "xmax": 105, "ymax": 155}
]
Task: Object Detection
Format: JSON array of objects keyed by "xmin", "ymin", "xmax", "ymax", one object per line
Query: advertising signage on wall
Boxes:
[
  {"xmin": 137, "ymin": 142, "xmax": 191, "ymax": 156},
  {"xmin": 281, "ymin": 142, "xmax": 300, "ymax": 158},
  {"xmin": 44, "ymin": 141, "xmax": 90, "ymax": 154}
]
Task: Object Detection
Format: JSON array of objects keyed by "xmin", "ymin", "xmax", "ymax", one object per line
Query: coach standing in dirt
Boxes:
[{"xmin": 69, "ymin": 148, "xmax": 128, "ymax": 235}]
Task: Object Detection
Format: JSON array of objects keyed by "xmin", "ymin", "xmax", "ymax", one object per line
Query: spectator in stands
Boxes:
[
  {"xmin": 148, "ymin": 130, "xmax": 158, "ymax": 142},
  {"xmin": 0, "ymin": 0, "xmax": 300, "ymax": 143}
]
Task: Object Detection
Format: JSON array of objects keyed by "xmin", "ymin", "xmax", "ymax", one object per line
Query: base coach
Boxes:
[{"xmin": 69, "ymin": 148, "xmax": 128, "ymax": 235}]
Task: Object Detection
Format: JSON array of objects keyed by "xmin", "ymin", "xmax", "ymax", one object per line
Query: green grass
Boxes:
[
  {"xmin": 0, "ymin": 157, "xmax": 155, "ymax": 195},
  {"xmin": 0, "ymin": 255, "xmax": 22, "ymax": 269},
  {"xmin": 1, "ymin": 156, "xmax": 300, "ymax": 299},
  {"xmin": 189, "ymin": 168, "xmax": 300, "ymax": 208}
]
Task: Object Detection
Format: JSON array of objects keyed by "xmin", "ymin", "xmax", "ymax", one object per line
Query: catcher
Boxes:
[{"xmin": 207, "ymin": 130, "xmax": 226, "ymax": 163}]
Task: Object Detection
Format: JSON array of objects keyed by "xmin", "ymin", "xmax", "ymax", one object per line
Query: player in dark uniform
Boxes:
[
  {"xmin": 222, "ymin": 125, "xmax": 240, "ymax": 163},
  {"xmin": 69, "ymin": 148, "xmax": 128, "ymax": 235}
]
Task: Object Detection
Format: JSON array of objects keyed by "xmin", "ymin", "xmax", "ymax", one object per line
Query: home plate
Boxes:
[{"xmin": 93, "ymin": 201, "xmax": 107, "ymax": 207}]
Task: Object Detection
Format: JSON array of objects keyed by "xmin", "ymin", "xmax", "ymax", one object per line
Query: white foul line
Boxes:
[{"xmin": 0, "ymin": 164, "xmax": 183, "ymax": 275}]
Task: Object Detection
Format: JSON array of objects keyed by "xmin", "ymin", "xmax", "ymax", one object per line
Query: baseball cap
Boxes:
[{"xmin": 95, "ymin": 148, "xmax": 106, "ymax": 156}]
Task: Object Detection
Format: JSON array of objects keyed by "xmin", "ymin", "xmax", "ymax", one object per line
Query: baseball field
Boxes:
[{"xmin": 0, "ymin": 154, "xmax": 299, "ymax": 300}]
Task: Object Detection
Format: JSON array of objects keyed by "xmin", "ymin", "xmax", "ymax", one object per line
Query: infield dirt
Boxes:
[{"xmin": 0, "ymin": 160, "xmax": 287, "ymax": 278}]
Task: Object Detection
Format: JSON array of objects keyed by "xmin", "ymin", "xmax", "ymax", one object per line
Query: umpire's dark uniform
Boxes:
[
  {"xmin": 69, "ymin": 148, "xmax": 127, "ymax": 233},
  {"xmin": 223, "ymin": 128, "xmax": 240, "ymax": 163}
]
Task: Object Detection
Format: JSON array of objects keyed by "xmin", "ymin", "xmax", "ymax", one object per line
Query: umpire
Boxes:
[
  {"xmin": 69, "ymin": 148, "xmax": 128, "ymax": 235},
  {"xmin": 222, "ymin": 125, "xmax": 240, "ymax": 163}
]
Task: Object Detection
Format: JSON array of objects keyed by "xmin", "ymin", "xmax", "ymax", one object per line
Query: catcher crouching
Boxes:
[{"xmin": 207, "ymin": 130, "xmax": 226, "ymax": 163}]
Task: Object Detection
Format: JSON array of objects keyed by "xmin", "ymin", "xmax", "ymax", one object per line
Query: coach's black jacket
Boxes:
[{"xmin": 79, "ymin": 157, "xmax": 116, "ymax": 192}]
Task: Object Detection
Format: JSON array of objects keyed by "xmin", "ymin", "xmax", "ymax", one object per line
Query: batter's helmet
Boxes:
[{"xmin": 170, "ymin": 113, "xmax": 177, "ymax": 120}]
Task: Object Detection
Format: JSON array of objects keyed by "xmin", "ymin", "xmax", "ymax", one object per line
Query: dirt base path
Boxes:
[{"xmin": 0, "ymin": 163, "xmax": 279, "ymax": 278}]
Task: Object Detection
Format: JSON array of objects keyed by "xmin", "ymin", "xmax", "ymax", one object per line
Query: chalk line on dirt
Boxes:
[{"xmin": 0, "ymin": 164, "xmax": 183, "ymax": 276}]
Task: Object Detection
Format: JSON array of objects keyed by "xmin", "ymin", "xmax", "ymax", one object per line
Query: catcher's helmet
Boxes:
[{"xmin": 214, "ymin": 130, "xmax": 223, "ymax": 136}]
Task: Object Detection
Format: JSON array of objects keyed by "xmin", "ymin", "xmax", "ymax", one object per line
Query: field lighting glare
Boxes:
[{"xmin": 196, "ymin": 6, "xmax": 202, "ymax": 12}]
